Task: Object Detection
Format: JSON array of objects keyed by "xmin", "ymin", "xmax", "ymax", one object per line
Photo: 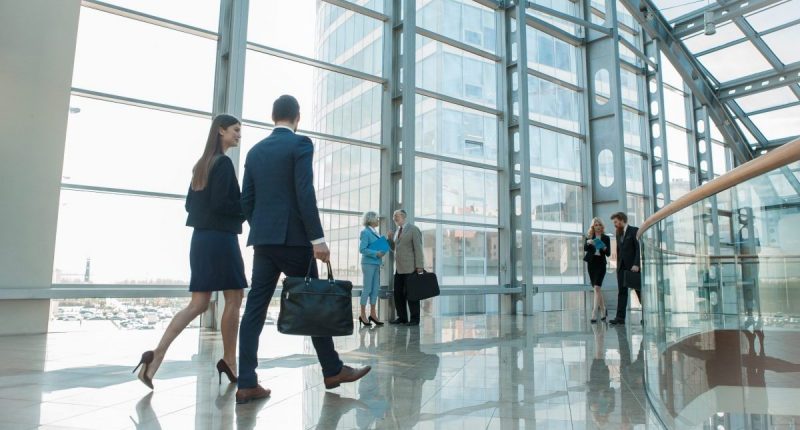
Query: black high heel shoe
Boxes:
[
  {"xmin": 359, "ymin": 316, "xmax": 372, "ymax": 327},
  {"xmin": 216, "ymin": 359, "xmax": 237, "ymax": 384},
  {"xmin": 601, "ymin": 308, "xmax": 608, "ymax": 322},
  {"xmin": 369, "ymin": 316, "xmax": 384, "ymax": 326},
  {"xmin": 133, "ymin": 351, "xmax": 155, "ymax": 390}
]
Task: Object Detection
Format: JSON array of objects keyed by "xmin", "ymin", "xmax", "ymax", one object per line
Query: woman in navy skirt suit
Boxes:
[{"xmin": 134, "ymin": 114, "xmax": 247, "ymax": 389}]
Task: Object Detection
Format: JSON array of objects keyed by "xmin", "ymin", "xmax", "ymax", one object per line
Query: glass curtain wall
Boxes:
[
  {"xmin": 243, "ymin": 0, "xmax": 384, "ymax": 283},
  {"xmin": 414, "ymin": 0, "xmax": 502, "ymax": 290},
  {"xmin": 526, "ymin": 2, "xmax": 589, "ymax": 288},
  {"xmin": 54, "ymin": 2, "xmax": 221, "ymax": 286},
  {"xmin": 53, "ymin": 0, "xmax": 754, "ymax": 313}
]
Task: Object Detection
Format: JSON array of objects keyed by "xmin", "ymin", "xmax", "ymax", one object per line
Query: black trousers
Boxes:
[
  {"xmin": 238, "ymin": 245, "xmax": 343, "ymax": 388},
  {"xmin": 614, "ymin": 270, "xmax": 641, "ymax": 321},
  {"xmin": 393, "ymin": 272, "xmax": 420, "ymax": 323}
]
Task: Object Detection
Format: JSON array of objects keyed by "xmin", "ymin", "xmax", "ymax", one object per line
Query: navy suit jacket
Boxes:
[
  {"xmin": 616, "ymin": 226, "xmax": 640, "ymax": 270},
  {"xmin": 241, "ymin": 128, "xmax": 324, "ymax": 247}
]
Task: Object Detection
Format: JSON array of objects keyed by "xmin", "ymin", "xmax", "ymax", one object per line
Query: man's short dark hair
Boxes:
[
  {"xmin": 272, "ymin": 95, "xmax": 300, "ymax": 123},
  {"xmin": 610, "ymin": 212, "xmax": 628, "ymax": 223}
]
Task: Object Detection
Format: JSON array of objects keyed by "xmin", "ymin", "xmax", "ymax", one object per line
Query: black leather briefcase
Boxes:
[
  {"xmin": 623, "ymin": 270, "xmax": 642, "ymax": 290},
  {"xmin": 278, "ymin": 260, "xmax": 354, "ymax": 337},
  {"xmin": 406, "ymin": 271, "xmax": 440, "ymax": 301}
]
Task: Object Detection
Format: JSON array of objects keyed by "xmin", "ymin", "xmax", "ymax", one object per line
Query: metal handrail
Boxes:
[{"xmin": 637, "ymin": 138, "xmax": 800, "ymax": 240}]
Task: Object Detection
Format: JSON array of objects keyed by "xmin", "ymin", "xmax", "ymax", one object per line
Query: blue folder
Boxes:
[
  {"xmin": 368, "ymin": 236, "xmax": 390, "ymax": 253},
  {"xmin": 593, "ymin": 238, "xmax": 606, "ymax": 250}
]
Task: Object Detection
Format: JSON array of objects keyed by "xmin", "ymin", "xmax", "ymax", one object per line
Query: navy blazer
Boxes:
[
  {"xmin": 241, "ymin": 128, "xmax": 324, "ymax": 247},
  {"xmin": 616, "ymin": 226, "xmax": 640, "ymax": 270},
  {"xmin": 185, "ymin": 155, "xmax": 244, "ymax": 234}
]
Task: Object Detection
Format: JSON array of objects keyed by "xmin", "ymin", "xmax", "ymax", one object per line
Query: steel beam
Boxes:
[
  {"xmin": 717, "ymin": 63, "xmax": 800, "ymax": 101},
  {"xmin": 525, "ymin": 1, "xmax": 611, "ymax": 35},
  {"xmin": 762, "ymin": 135, "xmax": 800, "ymax": 150},
  {"xmin": 320, "ymin": 0, "xmax": 389, "ymax": 22},
  {"xmin": 671, "ymin": 0, "xmax": 784, "ymax": 38},
  {"xmin": 720, "ymin": 64, "xmax": 800, "ymax": 101},
  {"xmin": 507, "ymin": 3, "xmax": 536, "ymax": 313},
  {"xmin": 415, "ymin": 27, "xmax": 501, "ymax": 62},
  {"xmin": 246, "ymin": 42, "xmax": 386, "ymax": 84},
  {"xmin": 645, "ymin": 38, "xmax": 671, "ymax": 209},
  {"xmin": 618, "ymin": 0, "xmax": 754, "ymax": 163},
  {"xmin": 82, "ymin": 0, "xmax": 218, "ymax": 40},
  {"xmin": 525, "ymin": 14, "xmax": 584, "ymax": 46}
]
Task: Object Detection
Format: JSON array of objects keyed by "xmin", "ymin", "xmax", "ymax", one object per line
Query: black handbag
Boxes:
[
  {"xmin": 406, "ymin": 271, "xmax": 440, "ymax": 301},
  {"xmin": 278, "ymin": 259, "xmax": 354, "ymax": 337},
  {"xmin": 623, "ymin": 270, "xmax": 641, "ymax": 290}
]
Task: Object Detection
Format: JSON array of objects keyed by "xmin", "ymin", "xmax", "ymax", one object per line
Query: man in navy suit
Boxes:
[
  {"xmin": 609, "ymin": 212, "xmax": 641, "ymax": 326},
  {"xmin": 236, "ymin": 95, "xmax": 370, "ymax": 404}
]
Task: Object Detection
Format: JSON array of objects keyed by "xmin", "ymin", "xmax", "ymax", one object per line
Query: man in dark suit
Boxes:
[
  {"xmin": 236, "ymin": 95, "xmax": 370, "ymax": 404},
  {"xmin": 609, "ymin": 212, "xmax": 641, "ymax": 325}
]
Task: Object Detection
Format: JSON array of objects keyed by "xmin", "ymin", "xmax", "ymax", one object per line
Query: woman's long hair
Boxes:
[
  {"xmin": 191, "ymin": 114, "xmax": 240, "ymax": 191},
  {"xmin": 587, "ymin": 217, "xmax": 605, "ymax": 238}
]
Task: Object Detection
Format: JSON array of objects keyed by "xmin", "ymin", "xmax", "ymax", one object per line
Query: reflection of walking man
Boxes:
[{"xmin": 387, "ymin": 328, "xmax": 439, "ymax": 428}]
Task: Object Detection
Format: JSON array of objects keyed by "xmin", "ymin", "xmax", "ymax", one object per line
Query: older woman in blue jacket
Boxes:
[{"xmin": 359, "ymin": 211, "xmax": 385, "ymax": 327}]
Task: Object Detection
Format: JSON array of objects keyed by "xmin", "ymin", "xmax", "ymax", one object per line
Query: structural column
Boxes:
[
  {"xmin": 585, "ymin": 4, "xmax": 628, "ymax": 234},
  {"xmin": 505, "ymin": 3, "xmax": 536, "ymax": 314},
  {"xmin": 209, "ymin": 0, "xmax": 249, "ymax": 329},
  {"xmin": 0, "ymin": 0, "xmax": 82, "ymax": 335}
]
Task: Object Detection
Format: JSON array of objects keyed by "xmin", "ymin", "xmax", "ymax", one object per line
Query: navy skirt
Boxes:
[{"xmin": 189, "ymin": 229, "xmax": 247, "ymax": 292}]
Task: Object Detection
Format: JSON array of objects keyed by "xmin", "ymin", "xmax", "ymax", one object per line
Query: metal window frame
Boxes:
[{"xmin": 30, "ymin": 0, "xmax": 667, "ymax": 315}]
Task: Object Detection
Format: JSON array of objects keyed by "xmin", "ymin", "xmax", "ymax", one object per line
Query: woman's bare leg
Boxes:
[
  {"xmin": 221, "ymin": 289, "xmax": 244, "ymax": 374},
  {"xmin": 148, "ymin": 292, "xmax": 211, "ymax": 379}
]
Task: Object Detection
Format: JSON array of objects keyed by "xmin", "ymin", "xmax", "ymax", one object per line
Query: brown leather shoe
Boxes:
[
  {"xmin": 235, "ymin": 385, "xmax": 271, "ymax": 404},
  {"xmin": 323, "ymin": 365, "xmax": 371, "ymax": 389}
]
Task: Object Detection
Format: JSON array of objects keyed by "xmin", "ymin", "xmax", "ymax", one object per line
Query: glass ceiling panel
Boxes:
[
  {"xmin": 748, "ymin": 104, "xmax": 800, "ymax": 141},
  {"xmin": 761, "ymin": 24, "xmax": 800, "ymax": 64},
  {"xmin": 735, "ymin": 86, "xmax": 798, "ymax": 113},
  {"xmin": 683, "ymin": 22, "xmax": 745, "ymax": 54},
  {"xmin": 652, "ymin": 0, "xmax": 706, "ymax": 21},
  {"xmin": 734, "ymin": 118, "xmax": 759, "ymax": 144},
  {"xmin": 697, "ymin": 41, "xmax": 772, "ymax": 83},
  {"xmin": 745, "ymin": 0, "xmax": 800, "ymax": 32}
]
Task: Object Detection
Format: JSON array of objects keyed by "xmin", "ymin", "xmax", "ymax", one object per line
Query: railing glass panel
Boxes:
[{"xmin": 641, "ymin": 157, "xmax": 800, "ymax": 429}]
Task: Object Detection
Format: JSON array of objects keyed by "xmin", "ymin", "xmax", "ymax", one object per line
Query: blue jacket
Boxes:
[
  {"xmin": 359, "ymin": 227, "xmax": 383, "ymax": 266},
  {"xmin": 241, "ymin": 128, "xmax": 324, "ymax": 247}
]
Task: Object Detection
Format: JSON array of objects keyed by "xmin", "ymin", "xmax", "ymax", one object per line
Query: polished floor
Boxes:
[{"xmin": 0, "ymin": 312, "xmax": 661, "ymax": 429}]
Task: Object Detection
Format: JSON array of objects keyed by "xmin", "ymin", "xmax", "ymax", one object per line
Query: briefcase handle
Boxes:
[{"xmin": 305, "ymin": 258, "xmax": 335, "ymax": 282}]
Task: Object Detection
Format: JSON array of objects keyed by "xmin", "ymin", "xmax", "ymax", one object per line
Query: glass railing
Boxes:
[{"xmin": 638, "ymin": 139, "xmax": 800, "ymax": 429}]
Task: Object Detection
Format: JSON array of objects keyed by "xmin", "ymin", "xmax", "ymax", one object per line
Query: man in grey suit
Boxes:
[{"xmin": 387, "ymin": 209, "xmax": 425, "ymax": 326}]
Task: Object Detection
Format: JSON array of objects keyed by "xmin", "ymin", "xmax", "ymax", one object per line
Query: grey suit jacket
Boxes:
[{"xmin": 388, "ymin": 223, "xmax": 424, "ymax": 275}]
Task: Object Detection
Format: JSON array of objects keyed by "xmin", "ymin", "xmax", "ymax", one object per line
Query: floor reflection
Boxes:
[
  {"xmin": 656, "ymin": 327, "xmax": 800, "ymax": 428},
  {"xmin": 0, "ymin": 312, "xmax": 665, "ymax": 429}
]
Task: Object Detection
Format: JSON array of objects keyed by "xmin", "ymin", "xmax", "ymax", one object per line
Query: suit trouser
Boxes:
[
  {"xmin": 238, "ymin": 245, "xmax": 343, "ymax": 388},
  {"xmin": 393, "ymin": 272, "xmax": 420, "ymax": 323},
  {"xmin": 614, "ymin": 269, "xmax": 641, "ymax": 321}
]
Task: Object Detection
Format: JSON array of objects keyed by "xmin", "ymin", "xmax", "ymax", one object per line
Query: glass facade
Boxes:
[{"xmin": 51, "ymin": 0, "xmax": 744, "ymax": 303}]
